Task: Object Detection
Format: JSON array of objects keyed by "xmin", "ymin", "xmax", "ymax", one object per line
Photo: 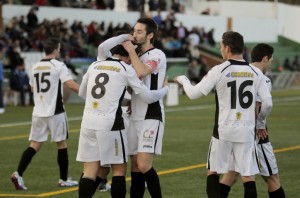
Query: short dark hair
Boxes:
[
  {"xmin": 43, "ymin": 37, "xmax": 60, "ymax": 55},
  {"xmin": 251, "ymin": 43, "xmax": 274, "ymax": 62},
  {"xmin": 136, "ymin": 17, "xmax": 158, "ymax": 43},
  {"xmin": 110, "ymin": 45, "xmax": 129, "ymax": 57},
  {"xmin": 222, "ymin": 31, "xmax": 244, "ymax": 54}
]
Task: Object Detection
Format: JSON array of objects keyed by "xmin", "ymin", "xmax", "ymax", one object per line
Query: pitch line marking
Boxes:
[
  {"xmin": 0, "ymin": 145, "xmax": 299, "ymax": 197},
  {"xmin": 1, "ymin": 95, "xmax": 299, "ymax": 128}
]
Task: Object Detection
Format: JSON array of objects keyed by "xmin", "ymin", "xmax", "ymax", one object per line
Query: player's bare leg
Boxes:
[
  {"xmin": 137, "ymin": 152, "xmax": 162, "ymax": 198},
  {"xmin": 262, "ymin": 174, "xmax": 285, "ymax": 198},
  {"xmin": 220, "ymin": 171, "xmax": 239, "ymax": 198},
  {"xmin": 79, "ymin": 161, "xmax": 99, "ymax": 198}
]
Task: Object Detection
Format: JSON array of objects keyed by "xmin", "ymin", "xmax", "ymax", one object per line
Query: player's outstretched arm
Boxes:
[
  {"xmin": 174, "ymin": 75, "xmax": 205, "ymax": 100},
  {"xmin": 78, "ymin": 73, "xmax": 88, "ymax": 99},
  {"xmin": 127, "ymin": 69, "xmax": 169, "ymax": 104},
  {"xmin": 65, "ymin": 79, "xmax": 80, "ymax": 94},
  {"xmin": 138, "ymin": 85, "xmax": 169, "ymax": 104},
  {"xmin": 97, "ymin": 34, "xmax": 133, "ymax": 60}
]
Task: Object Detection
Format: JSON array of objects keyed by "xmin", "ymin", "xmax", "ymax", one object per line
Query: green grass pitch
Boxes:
[{"xmin": 0, "ymin": 88, "xmax": 299, "ymax": 197}]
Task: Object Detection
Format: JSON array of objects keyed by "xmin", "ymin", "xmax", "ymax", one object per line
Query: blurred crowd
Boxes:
[
  {"xmin": 0, "ymin": 1, "xmax": 216, "ymax": 109},
  {"xmin": 0, "ymin": 3, "xmax": 216, "ymax": 71}
]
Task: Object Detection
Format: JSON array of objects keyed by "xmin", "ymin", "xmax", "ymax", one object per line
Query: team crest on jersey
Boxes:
[
  {"xmin": 92, "ymin": 101, "xmax": 98, "ymax": 109},
  {"xmin": 226, "ymin": 73, "xmax": 231, "ymax": 78},
  {"xmin": 236, "ymin": 112, "xmax": 242, "ymax": 120}
]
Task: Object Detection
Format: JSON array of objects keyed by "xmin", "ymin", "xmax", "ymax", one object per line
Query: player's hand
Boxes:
[
  {"xmin": 173, "ymin": 75, "xmax": 188, "ymax": 85},
  {"xmin": 127, "ymin": 34, "xmax": 134, "ymax": 41},
  {"xmin": 126, "ymin": 103, "xmax": 132, "ymax": 115},
  {"xmin": 122, "ymin": 41, "xmax": 136, "ymax": 53},
  {"xmin": 256, "ymin": 129, "xmax": 268, "ymax": 140}
]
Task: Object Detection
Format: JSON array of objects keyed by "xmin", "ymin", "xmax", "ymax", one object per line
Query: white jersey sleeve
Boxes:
[
  {"xmin": 256, "ymin": 75, "xmax": 273, "ymax": 129},
  {"xmin": 256, "ymin": 75, "xmax": 272, "ymax": 103},
  {"xmin": 97, "ymin": 34, "xmax": 130, "ymax": 60},
  {"xmin": 31, "ymin": 59, "xmax": 73, "ymax": 117},
  {"xmin": 126, "ymin": 67, "xmax": 168, "ymax": 104},
  {"xmin": 79, "ymin": 72, "xmax": 88, "ymax": 99},
  {"xmin": 176, "ymin": 75, "xmax": 205, "ymax": 99}
]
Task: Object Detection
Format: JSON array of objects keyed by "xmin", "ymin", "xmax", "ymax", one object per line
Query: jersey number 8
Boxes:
[{"xmin": 91, "ymin": 73, "xmax": 109, "ymax": 99}]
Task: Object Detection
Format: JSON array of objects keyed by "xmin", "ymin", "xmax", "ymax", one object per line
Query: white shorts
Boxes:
[
  {"xmin": 127, "ymin": 119, "xmax": 164, "ymax": 155},
  {"xmin": 207, "ymin": 137, "xmax": 259, "ymax": 176},
  {"xmin": 76, "ymin": 128, "xmax": 128, "ymax": 166},
  {"xmin": 29, "ymin": 113, "xmax": 68, "ymax": 142},
  {"xmin": 257, "ymin": 142, "xmax": 278, "ymax": 176}
]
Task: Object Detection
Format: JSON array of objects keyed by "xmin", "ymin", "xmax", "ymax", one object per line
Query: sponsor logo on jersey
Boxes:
[
  {"xmin": 226, "ymin": 73, "xmax": 231, "ymax": 78},
  {"xmin": 115, "ymin": 139, "xmax": 118, "ymax": 156},
  {"xmin": 94, "ymin": 65, "xmax": 121, "ymax": 72},
  {"xmin": 231, "ymin": 72, "xmax": 254, "ymax": 78},
  {"xmin": 143, "ymin": 129, "xmax": 155, "ymax": 138},
  {"xmin": 35, "ymin": 66, "xmax": 51, "ymax": 70}
]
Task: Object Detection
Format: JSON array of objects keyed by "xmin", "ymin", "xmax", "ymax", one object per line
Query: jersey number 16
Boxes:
[{"xmin": 227, "ymin": 80, "xmax": 253, "ymax": 109}]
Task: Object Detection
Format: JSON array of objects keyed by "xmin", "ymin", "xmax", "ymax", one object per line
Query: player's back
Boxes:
[
  {"xmin": 30, "ymin": 58, "xmax": 72, "ymax": 117},
  {"xmin": 81, "ymin": 57, "xmax": 130, "ymax": 131},
  {"xmin": 213, "ymin": 59, "xmax": 265, "ymax": 142}
]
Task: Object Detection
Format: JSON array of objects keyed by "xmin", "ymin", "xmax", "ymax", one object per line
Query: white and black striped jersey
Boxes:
[
  {"xmin": 79, "ymin": 57, "xmax": 168, "ymax": 131},
  {"xmin": 30, "ymin": 58, "xmax": 73, "ymax": 117},
  {"xmin": 197, "ymin": 60, "xmax": 272, "ymax": 142},
  {"xmin": 130, "ymin": 48, "xmax": 167, "ymax": 122}
]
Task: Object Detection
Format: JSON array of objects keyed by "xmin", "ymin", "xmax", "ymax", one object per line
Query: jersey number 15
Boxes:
[{"xmin": 34, "ymin": 72, "xmax": 51, "ymax": 93}]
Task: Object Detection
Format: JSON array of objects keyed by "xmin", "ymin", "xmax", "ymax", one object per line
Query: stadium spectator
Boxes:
[
  {"xmin": 9, "ymin": 58, "xmax": 33, "ymax": 106},
  {"xmin": 27, "ymin": 6, "xmax": 39, "ymax": 30},
  {"xmin": 171, "ymin": 0, "xmax": 180, "ymax": 13},
  {"xmin": 11, "ymin": 37, "xmax": 80, "ymax": 190},
  {"xmin": 187, "ymin": 57, "xmax": 201, "ymax": 84},
  {"xmin": 283, "ymin": 57, "xmax": 294, "ymax": 71},
  {"xmin": 122, "ymin": 17, "xmax": 167, "ymax": 198},
  {"xmin": 152, "ymin": 9, "xmax": 163, "ymax": 26},
  {"xmin": 174, "ymin": 31, "xmax": 273, "ymax": 198},
  {"xmin": 292, "ymin": 55, "xmax": 300, "ymax": 71},
  {"xmin": 201, "ymin": 8, "xmax": 210, "ymax": 15}
]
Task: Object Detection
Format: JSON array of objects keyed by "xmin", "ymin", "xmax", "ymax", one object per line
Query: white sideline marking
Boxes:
[{"xmin": 0, "ymin": 96, "xmax": 299, "ymax": 128}]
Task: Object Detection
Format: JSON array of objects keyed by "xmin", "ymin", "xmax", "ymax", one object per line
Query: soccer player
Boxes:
[
  {"xmin": 174, "ymin": 31, "xmax": 273, "ymax": 198},
  {"xmin": 76, "ymin": 44, "xmax": 169, "ymax": 198},
  {"xmin": 122, "ymin": 17, "xmax": 167, "ymax": 198},
  {"xmin": 11, "ymin": 37, "xmax": 79, "ymax": 190},
  {"xmin": 219, "ymin": 43, "xmax": 285, "ymax": 198},
  {"xmin": 96, "ymin": 33, "xmax": 134, "ymax": 193}
]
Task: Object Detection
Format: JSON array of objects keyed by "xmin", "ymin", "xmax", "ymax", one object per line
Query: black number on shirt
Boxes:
[
  {"xmin": 34, "ymin": 72, "xmax": 51, "ymax": 93},
  {"xmin": 227, "ymin": 80, "xmax": 253, "ymax": 109},
  {"xmin": 91, "ymin": 73, "xmax": 109, "ymax": 99}
]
